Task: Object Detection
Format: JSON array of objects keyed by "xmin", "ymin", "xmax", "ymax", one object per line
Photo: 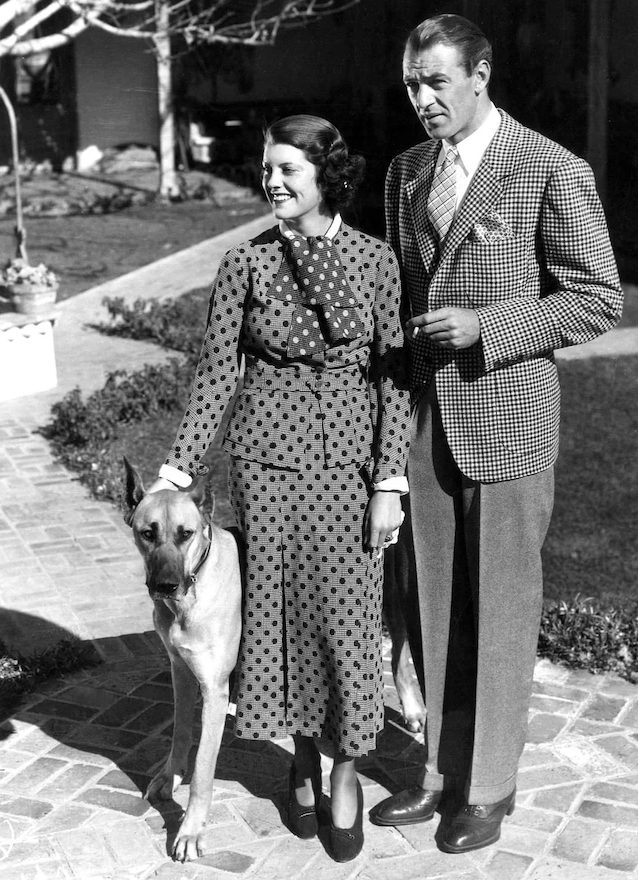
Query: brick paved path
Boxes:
[
  {"xmin": 1, "ymin": 223, "xmax": 637, "ymax": 878},
  {"xmin": 2, "ymin": 641, "xmax": 638, "ymax": 879}
]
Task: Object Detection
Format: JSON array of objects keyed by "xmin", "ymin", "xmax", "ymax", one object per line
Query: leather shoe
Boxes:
[
  {"xmin": 286, "ymin": 751, "xmax": 322, "ymax": 839},
  {"xmin": 328, "ymin": 780, "xmax": 364, "ymax": 862},
  {"xmin": 369, "ymin": 785, "xmax": 442, "ymax": 827},
  {"xmin": 441, "ymin": 789, "xmax": 516, "ymax": 853}
]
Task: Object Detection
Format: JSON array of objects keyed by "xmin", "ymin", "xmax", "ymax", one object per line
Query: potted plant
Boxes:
[{"xmin": 0, "ymin": 257, "xmax": 59, "ymax": 316}]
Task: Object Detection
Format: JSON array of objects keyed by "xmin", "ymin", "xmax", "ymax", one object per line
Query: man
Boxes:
[{"xmin": 370, "ymin": 14, "xmax": 623, "ymax": 853}]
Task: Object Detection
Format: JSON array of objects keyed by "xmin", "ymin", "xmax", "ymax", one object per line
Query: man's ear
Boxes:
[
  {"xmin": 189, "ymin": 476, "xmax": 215, "ymax": 526},
  {"xmin": 474, "ymin": 59, "xmax": 491, "ymax": 95},
  {"xmin": 122, "ymin": 456, "xmax": 145, "ymax": 526}
]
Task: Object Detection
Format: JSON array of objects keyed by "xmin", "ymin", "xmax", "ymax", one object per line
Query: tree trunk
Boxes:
[{"xmin": 155, "ymin": 0, "xmax": 179, "ymax": 199}]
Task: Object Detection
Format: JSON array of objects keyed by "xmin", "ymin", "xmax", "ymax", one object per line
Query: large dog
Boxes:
[
  {"xmin": 123, "ymin": 459, "xmax": 242, "ymax": 863},
  {"xmin": 124, "ymin": 459, "xmax": 424, "ymax": 859}
]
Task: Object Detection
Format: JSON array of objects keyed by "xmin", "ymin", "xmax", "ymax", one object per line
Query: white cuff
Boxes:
[
  {"xmin": 158, "ymin": 464, "xmax": 193, "ymax": 488},
  {"xmin": 373, "ymin": 475, "xmax": 409, "ymax": 495}
]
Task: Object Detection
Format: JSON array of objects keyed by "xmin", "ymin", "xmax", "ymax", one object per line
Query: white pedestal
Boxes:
[{"xmin": 0, "ymin": 308, "xmax": 60, "ymax": 401}]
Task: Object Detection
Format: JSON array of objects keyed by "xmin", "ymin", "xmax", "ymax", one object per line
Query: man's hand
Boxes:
[{"xmin": 406, "ymin": 307, "xmax": 480, "ymax": 349}]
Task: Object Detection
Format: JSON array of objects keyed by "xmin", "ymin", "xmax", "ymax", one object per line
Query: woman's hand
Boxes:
[
  {"xmin": 146, "ymin": 477, "xmax": 179, "ymax": 495},
  {"xmin": 364, "ymin": 491, "xmax": 404, "ymax": 557}
]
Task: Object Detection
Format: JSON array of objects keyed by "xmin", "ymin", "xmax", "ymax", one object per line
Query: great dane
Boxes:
[
  {"xmin": 123, "ymin": 458, "xmax": 423, "ymax": 859},
  {"xmin": 124, "ymin": 459, "xmax": 242, "ymax": 862}
]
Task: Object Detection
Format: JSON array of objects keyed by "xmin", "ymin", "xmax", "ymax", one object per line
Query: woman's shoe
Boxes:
[
  {"xmin": 328, "ymin": 780, "xmax": 364, "ymax": 862},
  {"xmin": 287, "ymin": 750, "xmax": 322, "ymax": 839}
]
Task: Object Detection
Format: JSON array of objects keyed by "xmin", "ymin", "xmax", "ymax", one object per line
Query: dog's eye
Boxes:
[
  {"xmin": 140, "ymin": 529, "xmax": 154, "ymax": 542},
  {"xmin": 181, "ymin": 529, "xmax": 194, "ymax": 541}
]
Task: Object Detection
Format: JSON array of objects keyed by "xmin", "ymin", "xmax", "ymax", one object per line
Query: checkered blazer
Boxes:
[{"xmin": 386, "ymin": 110, "xmax": 623, "ymax": 483}]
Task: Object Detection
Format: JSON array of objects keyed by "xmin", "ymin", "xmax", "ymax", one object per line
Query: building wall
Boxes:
[
  {"xmin": 610, "ymin": 0, "xmax": 638, "ymax": 105},
  {"xmin": 74, "ymin": 29, "xmax": 159, "ymax": 159}
]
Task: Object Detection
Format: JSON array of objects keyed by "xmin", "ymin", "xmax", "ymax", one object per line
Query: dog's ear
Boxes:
[
  {"xmin": 122, "ymin": 456, "xmax": 145, "ymax": 526},
  {"xmin": 189, "ymin": 476, "xmax": 215, "ymax": 525}
]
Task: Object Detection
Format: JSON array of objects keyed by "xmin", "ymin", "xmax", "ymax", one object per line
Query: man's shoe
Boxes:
[
  {"xmin": 441, "ymin": 789, "xmax": 516, "ymax": 853},
  {"xmin": 369, "ymin": 785, "xmax": 442, "ymax": 827}
]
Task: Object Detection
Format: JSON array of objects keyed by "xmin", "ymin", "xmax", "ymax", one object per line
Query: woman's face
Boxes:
[{"xmin": 261, "ymin": 140, "xmax": 331, "ymax": 235}]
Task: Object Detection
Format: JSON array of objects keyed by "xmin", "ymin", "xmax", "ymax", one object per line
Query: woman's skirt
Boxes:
[{"xmin": 229, "ymin": 456, "xmax": 384, "ymax": 757}]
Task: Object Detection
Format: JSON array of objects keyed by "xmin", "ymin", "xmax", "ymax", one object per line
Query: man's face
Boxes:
[{"xmin": 402, "ymin": 42, "xmax": 489, "ymax": 144}]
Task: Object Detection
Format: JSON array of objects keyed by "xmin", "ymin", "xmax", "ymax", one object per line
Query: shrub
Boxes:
[
  {"xmin": 41, "ymin": 358, "xmax": 196, "ymax": 501},
  {"xmin": 0, "ymin": 638, "xmax": 101, "ymax": 716},
  {"xmin": 539, "ymin": 596, "xmax": 638, "ymax": 682},
  {"xmin": 40, "ymin": 292, "xmax": 638, "ymax": 684},
  {"xmin": 97, "ymin": 291, "xmax": 209, "ymax": 356}
]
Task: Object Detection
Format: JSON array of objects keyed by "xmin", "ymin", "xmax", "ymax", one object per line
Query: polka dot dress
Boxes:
[
  {"xmin": 164, "ymin": 223, "xmax": 411, "ymax": 756},
  {"xmin": 229, "ymin": 457, "xmax": 383, "ymax": 755}
]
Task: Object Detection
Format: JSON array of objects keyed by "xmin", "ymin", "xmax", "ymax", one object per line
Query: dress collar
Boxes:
[{"xmin": 279, "ymin": 214, "xmax": 342, "ymax": 241}]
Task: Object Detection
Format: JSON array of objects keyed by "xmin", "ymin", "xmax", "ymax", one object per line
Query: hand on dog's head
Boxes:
[{"xmin": 122, "ymin": 456, "xmax": 214, "ymax": 528}]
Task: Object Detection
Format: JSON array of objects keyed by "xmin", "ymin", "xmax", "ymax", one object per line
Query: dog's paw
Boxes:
[
  {"xmin": 403, "ymin": 711, "xmax": 426, "ymax": 734},
  {"xmin": 400, "ymin": 694, "xmax": 426, "ymax": 734},
  {"xmin": 145, "ymin": 768, "xmax": 182, "ymax": 801},
  {"xmin": 172, "ymin": 821, "xmax": 206, "ymax": 862}
]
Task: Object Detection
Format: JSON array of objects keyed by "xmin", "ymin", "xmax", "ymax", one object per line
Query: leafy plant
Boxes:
[
  {"xmin": 539, "ymin": 595, "xmax": 638, "ymax": 682},
  {"xmin": 40, "ymin": 291, "xmax": 638, "ymax": 683},
  {"xmin": 1, "ymin": 257, "xmax": 58, "ymax": 288},
  {"xmin": 0, "ymin": 638, "xmax": 101, "ymax": 716},
  {"xmin": 96, "ymin": 290, "xmax": 210, "ymax": 355},
  {"xmin": 40, "ymin": 358, "xmax": 196, "ymax": 501}
]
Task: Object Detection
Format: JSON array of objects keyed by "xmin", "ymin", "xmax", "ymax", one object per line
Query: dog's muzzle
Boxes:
[{"xmin": 148, "ymin": 580, "xmax": 180, "ymax": 598}]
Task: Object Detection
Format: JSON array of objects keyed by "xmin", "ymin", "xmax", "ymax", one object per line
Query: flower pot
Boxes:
[{"xmin": 5, "ymin": 282, "xmax": 59, "ymax": 316}]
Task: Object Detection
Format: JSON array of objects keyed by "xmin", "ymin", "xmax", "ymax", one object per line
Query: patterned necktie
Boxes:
[
  {"xmin": 284, "ymin": 235, "xmax": 364, "ymax": 360},
  {"xmin": 427, "ymin": 145, "xmax": 458, "ymax": 240}
]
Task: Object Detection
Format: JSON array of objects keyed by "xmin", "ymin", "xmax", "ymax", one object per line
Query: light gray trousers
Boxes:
[{"xmin": 405, "ymin": 386, "xmax": 554, "ymax": 804}]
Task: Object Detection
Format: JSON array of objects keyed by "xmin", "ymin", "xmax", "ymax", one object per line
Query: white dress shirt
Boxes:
[{"xmin": 438, "ymin": 102, "xmax": 501, "ymax": 213}]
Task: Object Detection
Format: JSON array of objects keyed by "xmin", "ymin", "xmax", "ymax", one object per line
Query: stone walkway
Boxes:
[{"xmin": 0, "ymin": 219, "xmax": 637, "ymax": 878}]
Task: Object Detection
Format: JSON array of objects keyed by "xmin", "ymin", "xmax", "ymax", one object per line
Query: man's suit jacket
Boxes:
[{"xmin": 386, "ymin": 110, "xmax": 623, "ymax": 483}]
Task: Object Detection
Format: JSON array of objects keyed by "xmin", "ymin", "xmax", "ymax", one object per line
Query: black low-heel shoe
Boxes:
[
  {"xmin": 328, "ymin": 780, "xmax": 364, "ymax": 863},
  {"xmin": 287, "ymin": 752, "xmax": 322, "ymax": 839}
]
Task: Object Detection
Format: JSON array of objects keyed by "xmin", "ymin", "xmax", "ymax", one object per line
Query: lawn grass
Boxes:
[
  {"xmin": 108, "ymin": 290, "xmax": 638, "ymax": 613},
  {"xmin": 38, "ymin": 286, "xmax": 638, "ymax": 680},
  {"xmin": 543, "ymin": 354, "xmax": 638, "ymax": 610}
]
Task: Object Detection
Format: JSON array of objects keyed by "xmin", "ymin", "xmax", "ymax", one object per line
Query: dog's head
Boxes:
[{"xmin": 123, "ymin": 457, "xmax": 215, "ymax": 601}]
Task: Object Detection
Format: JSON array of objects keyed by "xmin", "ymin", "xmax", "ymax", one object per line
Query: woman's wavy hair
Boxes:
[{"xmin": 264, "ymin": 115, "xmax": 365, "ymax": 213}]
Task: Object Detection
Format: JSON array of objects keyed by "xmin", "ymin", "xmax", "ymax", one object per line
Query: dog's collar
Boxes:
[{"xmin": 189, "ymin": 529, "xmax": 212, "ymax": 584}]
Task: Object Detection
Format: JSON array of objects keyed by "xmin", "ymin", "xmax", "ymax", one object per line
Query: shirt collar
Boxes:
[
  {"xmin": 439, "ymin": 103, "xmax": 501, "ymax": 177},
  {"xmin": 280, "ymin": 214, "xmax": 342, "ymax": 240}
]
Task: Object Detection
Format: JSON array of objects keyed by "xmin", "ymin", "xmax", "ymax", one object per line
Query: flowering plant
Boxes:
[{"xmin": 0, "ymin": 257, "xmax": 58, "ymax": 288}]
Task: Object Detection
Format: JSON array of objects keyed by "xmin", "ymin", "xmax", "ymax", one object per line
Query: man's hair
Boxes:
[{"xmin": 405, "ymin": 13, "xmax": 493, "ymax": 75}]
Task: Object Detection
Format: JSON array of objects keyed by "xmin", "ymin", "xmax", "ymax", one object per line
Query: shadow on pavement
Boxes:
[{"xmin": 0, "ymin": 623, "xmax": 427, "ymax": 860}]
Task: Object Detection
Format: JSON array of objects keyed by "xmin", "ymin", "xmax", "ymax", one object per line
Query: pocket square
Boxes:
[{"xmin": 473, "ymin": 209, "xmax": 515, "ymax": 243}]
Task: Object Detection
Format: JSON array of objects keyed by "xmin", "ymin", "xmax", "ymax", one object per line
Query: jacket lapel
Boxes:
[
  {"xmin": 405, "ymin": 141, "xmax": 439, "ymax": 270},
  {"xmin": 440, "ymin": 111, "xmax": 522, "ymax": 259}
]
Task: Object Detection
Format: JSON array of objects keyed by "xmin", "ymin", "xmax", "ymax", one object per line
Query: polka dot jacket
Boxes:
[
  {"xmin": 164, "ymin": 222, "xmax": 410, "ymax": 755},
  {"xmin": 164, "ymin": 223, "xmax": 411, "ymax": 484}
]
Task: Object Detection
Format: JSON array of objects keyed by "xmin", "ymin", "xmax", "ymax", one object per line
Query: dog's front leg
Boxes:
[
  {"xmin": 146, "ymin": 653, "xmax": 198, "ymax": 802},
  {"xmin": 172, "ymin": 668, "xmax": 230, "ymax": 862}
]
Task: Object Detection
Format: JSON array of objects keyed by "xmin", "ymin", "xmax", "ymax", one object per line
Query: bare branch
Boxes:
[{"xmin": 0, "ymin": 0, "xmax": 360, "ymax": 55}]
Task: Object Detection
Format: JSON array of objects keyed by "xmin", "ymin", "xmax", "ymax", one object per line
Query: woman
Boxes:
[{"xmin": 150, "ymin": 115, "xmax": 410, "ymax": 861}]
